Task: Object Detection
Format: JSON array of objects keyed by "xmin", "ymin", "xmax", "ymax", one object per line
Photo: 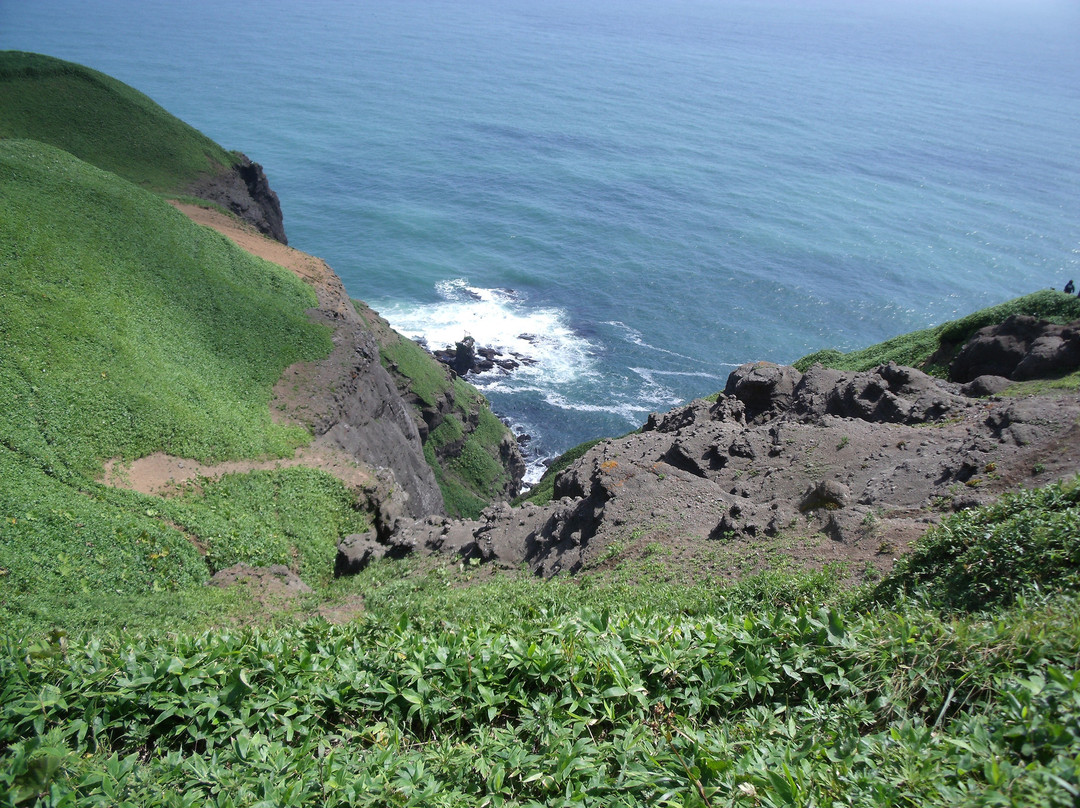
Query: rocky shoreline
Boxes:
[{"xmin": 337, "ymin": 314, "xmax": 1080, "ymax": 581}]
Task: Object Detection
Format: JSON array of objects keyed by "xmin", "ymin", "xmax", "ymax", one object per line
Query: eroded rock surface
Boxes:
[
  {"xmin": 951, "ymin": 315, "xmax": 1080, "ymax": 382},
  {"xmin": 375, "ymin": 358, "xmax": 1080, "ymax": 580}
]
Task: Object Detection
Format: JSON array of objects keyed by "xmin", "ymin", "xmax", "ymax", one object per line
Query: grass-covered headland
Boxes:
[
  {"xmin": 794, "ymin": 289, "xmax": 1080, "ymax": 375},
  {"xmin": 0, "ymin": 136, "xmax": 368, "ymax": 633},
  {"xmin": 0, "ymin": 51, "xmax": 238, "ymax": 193},
  {"xmin": 3, "ymin": 51, "xmax": 1080, "ymax": 805}
]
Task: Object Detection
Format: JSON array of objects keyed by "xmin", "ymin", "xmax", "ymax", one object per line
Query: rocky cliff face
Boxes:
[
  {"xmin": 353, "ymin": 302, "xmax": 526, "ymax": 514},
  {"xmin": 271, "ymin": 255, "xmax": 445, "ymax": 522},
  {"xmin": 186, "ymin": 153, "xmax": 288, "ymax": 244},
  {"xmin": 340, "ymin": 318, "xmax": 1080, "ymax": 581}
]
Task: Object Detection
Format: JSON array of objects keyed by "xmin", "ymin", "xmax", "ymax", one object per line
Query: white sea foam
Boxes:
[{"xmin": 377, "ymin": 278, "xmax": 597, "ymax": 387}]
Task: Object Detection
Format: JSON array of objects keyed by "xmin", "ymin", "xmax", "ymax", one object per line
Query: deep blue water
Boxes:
[{"xmin": 5, "ymin": 0, "xmax": 1079, "ymax": 478}]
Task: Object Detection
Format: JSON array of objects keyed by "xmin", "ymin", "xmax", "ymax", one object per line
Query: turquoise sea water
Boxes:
[{"xmin": 5, "ymin": 0, "xmax": 1079, "ymax": 478}]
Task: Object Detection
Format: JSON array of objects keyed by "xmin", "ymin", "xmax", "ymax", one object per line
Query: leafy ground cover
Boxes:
[
  {"xmin": 0, "ymin": 51, "xmax": 237, "ymax": 192},
  {"xmin": 872, "ymin": 478, "xmax": 1080, "ymax": 612},
  {"xmin": 1, "ymin": 580, "xmax": 1077, "ymax": 805},
  {"xmin": 793, "ymin": 290, "xmax": 1080, "ymax": 375},
  {"xmin": 1, "ymin": 139, "xmax": 329, "ymax": 474},
  {"xmin": 3, "ymin": 478, "xmax": 1079, "ymax": 806}
]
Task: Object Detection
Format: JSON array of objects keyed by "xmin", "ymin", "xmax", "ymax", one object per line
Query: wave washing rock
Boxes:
[{"xmin": 364, "ymin": 358, "xmax": 1080, "ymax": 580}]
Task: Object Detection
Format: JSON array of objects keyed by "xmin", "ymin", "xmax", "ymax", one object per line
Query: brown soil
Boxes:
[
  {"xmin": 102, "ymin": 445, "xmax": 371, "ymax": 497},
  {"xmin": 170, "ymin": 202, "xmax": 333, "ymax": 291}
]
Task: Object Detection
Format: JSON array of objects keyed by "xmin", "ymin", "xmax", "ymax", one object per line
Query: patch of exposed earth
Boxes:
[{"xmin": 101, "ymin": 444, "xmax": 372, "ymax": 497}]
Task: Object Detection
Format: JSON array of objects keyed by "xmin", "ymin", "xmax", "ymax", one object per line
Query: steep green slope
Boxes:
[
  {"xmin": 1, "ymin": 139, "xmax": 328, "ymax": 474},
  {"xmin": 0, "ymin": 51, "xmax": 236, "ymax": 192},
  {"xmin": 0, "ymin": 139, "xmax": 367, "ymax": 633},
  {"xmin": 794, "ymin": 289, "xmax": 1080, "ymax": 374}
]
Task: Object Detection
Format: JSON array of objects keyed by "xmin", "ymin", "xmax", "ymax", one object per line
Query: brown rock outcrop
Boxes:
[{"xmin": 375, "ymin": 357, "xmax": 1080, "ymax": 581}]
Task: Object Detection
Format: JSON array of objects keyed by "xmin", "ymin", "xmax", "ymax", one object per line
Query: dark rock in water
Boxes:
[
  {"xmin": 186, "ymin": 153, "xmax": 288, "ymax": 244},
  {"xmin": 517, "ymin": 333, "xmax": 539, "ymax": 344},
  {"xmin": 429, "ymin": 338, "xmax": 535, "ymax": 377},
  {"xmin": 950, "ymin": 315, "xmax": 1080, "ymax": 382},
  {"xmin": 453, "ymin": 336, "xmax": 476, "ymax": 375}
]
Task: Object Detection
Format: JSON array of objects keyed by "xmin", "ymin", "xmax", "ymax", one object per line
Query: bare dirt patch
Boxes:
[
  {"xmin": 102, "ymin": 444, "xmax": 371, "ymax": 497},
  {"xmin": 169, "ymin": 202, "xmax": 335, "ymax": 291}
]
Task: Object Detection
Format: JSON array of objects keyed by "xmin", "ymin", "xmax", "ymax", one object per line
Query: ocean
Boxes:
[{"xmin": 5, "ymin": 0, "xmax": 1079, "ymax": 480}]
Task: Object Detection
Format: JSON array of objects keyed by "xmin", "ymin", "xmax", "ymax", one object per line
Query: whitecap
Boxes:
[{"xmin": 377, "ymin": 278, "xmax": 597, "ymax": 387}]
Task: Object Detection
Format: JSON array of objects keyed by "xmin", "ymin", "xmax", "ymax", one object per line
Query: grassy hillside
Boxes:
[
  {"xmin": 355, "ymin": 303, "xmax": 517, "ymax": 519},
  {"xmin": 794, "ymin": 289, "xmax": 1080, "ymax": 374},
  {"xmin": 0, "ymin": 139, "xmax": 372, "ymax": 634},
  {"xmin": 0, "ymin": 51, "xmax": 237, "ymax": 192},
  {"xmin": 2, "ymin": 482, "xmax": 1078, "ymax": 805},
  {"xmin": 1, "ymin": 139, "xmax": 328, "ymax": 473}
]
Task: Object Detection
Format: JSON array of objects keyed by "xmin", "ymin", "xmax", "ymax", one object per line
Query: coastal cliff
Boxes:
[
  {"xmin": 185, "ymin": 153, "xmax": 289, "ymax": 244},
  {"xmin": 361, "ymin": 299, "xmax": 1080, "ymax": 582},
  {"xmin": 0, "ymin": 53, "xmax": 526, "ymax": 633}
]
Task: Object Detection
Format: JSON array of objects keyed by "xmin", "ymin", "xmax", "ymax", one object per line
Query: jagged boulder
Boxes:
[
  {"xmin": 821, "ymin": 362, "xmax": 966, "ymax": 424},
  {"xmin": 951, "ymin": 315, "xmax": 1080, "ymax": 382},
  {"xmin": 335, "ymin": 531, "xmax": 416, "ymax": 576},
  {"xmin": 724, "ymin": 362, "xmax": 802, "ymax": 422},
  {"xmin": 961, "ymin": 375, "xmax": 1013, "ymax": 397},
  {"xmin": 800, "ymin": 480, "xmax": 851, "ymax": 512}
]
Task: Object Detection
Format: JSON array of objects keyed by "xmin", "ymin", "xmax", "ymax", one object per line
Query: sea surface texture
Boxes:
[{"xmin": 5, "ymin": 0, "xmax": 1079, "ymax": 478}]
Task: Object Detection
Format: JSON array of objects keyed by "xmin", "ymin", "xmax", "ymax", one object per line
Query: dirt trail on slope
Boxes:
[{"xmin": 101, "ymin": 203, "xmax": 373, "ymax": 497}]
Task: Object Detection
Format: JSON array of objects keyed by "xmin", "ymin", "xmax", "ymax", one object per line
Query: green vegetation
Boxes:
[
  {"xmin": 794, "ymin": 289, "xmax": 1080, "ymax": 375},
  {"xmin": 873, "ymin": 478, "xmax": 1080, "ymax": 611},
  {"xmin": 366, "ymin": 316, "xmax": 515, "ymax": 519},
  {"xmin": 0, "ymin": 137, "xmax": 355, "ymax": 635},
  {"xmin": 2, "ymin": 554, "xmax": 1079, "ymax": 805},
  {"xmin": 379, "ymin": 333, "xmax": 453, "ymax": 410},
  {"xmin": 1, "ymin": 140, "xmax": 329, "ymax": 475},
  {"xmin": 0, "ymin": 51, "xmax": 237, "ymax": 192},
  {"xmin": 4, "ymin": 55, "xmax": 1080, "ymax": 806},
  {"xmin": 999, "ymin": 369, "xmax": 1080, "ymax": 397},
  {"xmin": 516, "ymin": 438, "xmax": 605, "ymax": 506},
  {"xmin": 5, "ymin": 481, "xmax": 1079, "ymax": 805}
]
